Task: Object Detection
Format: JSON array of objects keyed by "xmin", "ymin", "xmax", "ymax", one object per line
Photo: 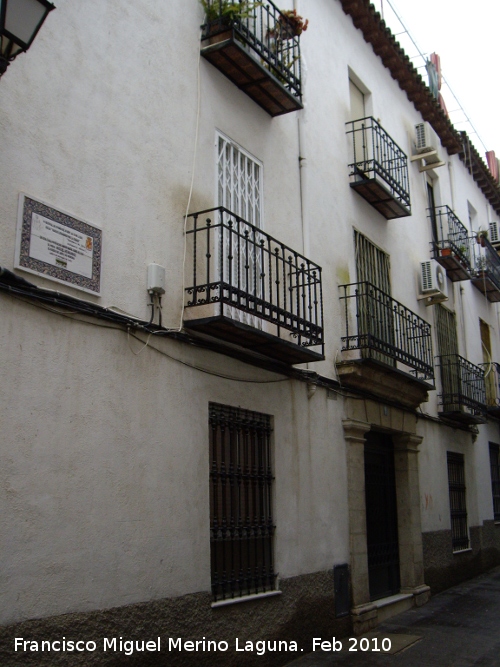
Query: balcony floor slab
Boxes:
[
  {"xmin": 201, "ymin": 32, "xmax": 302, "ymax": 117},
  {"xmin": 350, "ymin": 176, "xmax": 411, "ymax": 220},
  {"xmin": 336, "ymin": 358, "xmax": 432, "ymax": 409},
  {"xmin": 184, "ymin": 314, "xmax": 324, "ymax": 365},
  {"xmin": 434, "ymin": 253, "xmax": 471, "ymax": 282},
  {"xmin": 438, "ymin": 410, "xmax": 487, "ymax": 425},
  {"xmin": 471, "ymin": 273, "xmax": 500, "ymax": 302}
]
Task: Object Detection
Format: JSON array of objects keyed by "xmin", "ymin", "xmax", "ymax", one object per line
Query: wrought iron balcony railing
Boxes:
[
  {"xmin": 184, "ymin": 207, "xmax": 324, "ymax": 364},
  {"xmin": 471, "ymin": 234, "xmax": 500, "ymax": 302},
  {"xmin": 430, "ymin": 206, "xmax": 472, "ymax": 281},
  {"xmin": 339, "ymin": 282, "xmax": 434, "ymax": 381},
  {"xmin": 437, "ymin": 354, "xmax": 487, "ymax": 422},
  {"xmin": 200, "ymin": 0, "xmax": 303, "ymax": 116},
  {"xmin": 346, "ymin": 117, "xmax": 411, "ymax": 219}
]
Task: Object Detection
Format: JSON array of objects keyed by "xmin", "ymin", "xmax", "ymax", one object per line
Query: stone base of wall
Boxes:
[
  {"xmin": 423, "ymin": 521, "xmax": 500, "ymax": 594},
  {"xmin": 0, "ymin": 571, "xmax": 351, "ymax": 667}
]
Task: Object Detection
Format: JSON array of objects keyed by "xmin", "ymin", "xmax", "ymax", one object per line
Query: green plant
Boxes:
[{"xmin": 200, "ymin": 0, "xmax": 262, "ymax": 24}]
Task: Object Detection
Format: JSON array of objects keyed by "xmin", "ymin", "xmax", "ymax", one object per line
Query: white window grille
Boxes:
[{"xmin": 216, "ymin": 133, "xmax": 264, "ymax": 328}]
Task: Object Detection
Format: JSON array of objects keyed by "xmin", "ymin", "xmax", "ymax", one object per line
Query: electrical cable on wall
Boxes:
[{"xmin": 177, "ymin": 26, "xmax": 203, "ymax": 332}]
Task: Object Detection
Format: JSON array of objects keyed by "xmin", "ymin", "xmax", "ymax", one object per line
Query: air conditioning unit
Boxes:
[
  {"xmin": 418, "ymin": 259, "xmax": 449, "ymax": 304},
  {"xmin": 412, "ymin": 122, "xmax": 445, "ymax": 170},
  {"xmin": 489, "ymin": 221, "xmax": 500, "ymax": 245}
]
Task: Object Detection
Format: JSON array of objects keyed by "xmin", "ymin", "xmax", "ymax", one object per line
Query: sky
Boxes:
[{"xmin": 371, "ymin": 0, "xmax": 500, "ymax": 160}]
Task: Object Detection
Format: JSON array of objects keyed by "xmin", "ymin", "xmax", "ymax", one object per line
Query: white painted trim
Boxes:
[
  {"xmin": 372, "ymin": 593, "xmax": 413, "ymax": 609},
  {"xmin": 211, "ymin": 590, "xmax": 282, "ymax": 608}
]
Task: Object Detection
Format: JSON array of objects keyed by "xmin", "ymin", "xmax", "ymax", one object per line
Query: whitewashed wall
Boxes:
[{"xmin": 1, "ymin": 0, "xmax": 499, "ymax": 626}]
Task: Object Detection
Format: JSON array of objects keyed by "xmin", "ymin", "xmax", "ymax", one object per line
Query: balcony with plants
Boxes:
[
  {"xmin": 183, "ymin": 207, "xmax": 324, "ymax": 365},
  {"xmin": 337, "ymin": 282, "xmax": 434, "ymax": 408},
  {"xmin": 437, "ymin": 355, "xmax": 487, "ymax": 424},
  {"xmin": 345, "ymin": 117, "xmax": 411, "ymax": 219},
  {"xmin": 430, "ymin": 206, "xmax": 472, "ymax": 281},
  {"xmin": 199, "ymin": 0, "xmax": 306, "ymax": 116},
  {"xmin": 470, "ymin": 232, "xmax": 500, "ymax": 302}
]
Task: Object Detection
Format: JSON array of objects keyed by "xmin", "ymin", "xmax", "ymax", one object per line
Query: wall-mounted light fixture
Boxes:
[{"xmin": 0, "ymin": 0, "xmax": 55, "ymax": 78}]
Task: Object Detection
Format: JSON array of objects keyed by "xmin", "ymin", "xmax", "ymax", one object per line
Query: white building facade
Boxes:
[{"xmin": 1, "ymin": 0, "xmax": 500, "ymax": 664}]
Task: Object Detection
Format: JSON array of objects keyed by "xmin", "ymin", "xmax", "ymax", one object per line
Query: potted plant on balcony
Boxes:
[
  {"xmin": 200, "ymin": 0, "xmax": 262, "ymax": 41},
  {"xmin": 272, "ymin": 9, "xmax": 309, "ymax": 39},
  {"xmin": 476, "ymin": 230, "xmax": 488, "ymax": 247},
  {"xmin": 475, "ymin": 256, "xmax": 487, "ymax": 274}
]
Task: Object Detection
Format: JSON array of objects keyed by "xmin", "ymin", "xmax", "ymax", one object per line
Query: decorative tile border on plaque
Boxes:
[{"xmin": 15, "ymin": 194, "xmax": 102, "ymax": 295}]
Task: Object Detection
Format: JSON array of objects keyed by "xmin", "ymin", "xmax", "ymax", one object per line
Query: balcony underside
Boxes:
[
  {"xmin": 471, "ymin": 272, "xmax": 500, "ymax": 302},
  {"xmin": 435, "ymin": 253, "xmax": 471, "ymax": 282},
  {"xmin": 336, "ymin": 358, "xmax": 432, "ymax": 409},
  {"xmin": 438, "ymin": 407, "xmax": 487, "ymax": 425},
  {"xmin": 184, "ymin": 314, "xmax": 324, "ymax": 365},
  {"xmin": 349, "ymin": 173, "xmax": 411, "ymax": 219},
  {"xmin": 201, "ymin": 32, "xmax": 302, "ymax": 117}
]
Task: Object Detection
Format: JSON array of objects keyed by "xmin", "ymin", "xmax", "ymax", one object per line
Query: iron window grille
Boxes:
[
  {"xmin": 200, "ymin": 0, "xmax": 302, "ymax": 103},
  {"xmin": 437, "ymin": 354, "xmax": 487, "ymax": 417},
  {"xmin": 430, "ymin": 206, "xmax": 472, "ymax": 273},
  {"xmin": 447, "ymin": 452, "xmax": 469, "ymax": 552},
  {"xmin": 185, "ymin": 207, "xmax": 324, "ymax": 355},
  {"xmin": 339, "ymin": 281, "xmax": 434, "ymax": 382},
  {"xmin": 209, "ymin": 403, "xmax": 276, "ymax": 602},
  {"xmin": 345, "ymin": 116, "xmax": 411, "ymax": 215}
]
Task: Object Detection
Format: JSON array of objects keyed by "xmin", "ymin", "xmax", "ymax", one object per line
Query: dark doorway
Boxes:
[{"xmin": 364, "ymin": 431, "xmax": 400, "ymax": 600}]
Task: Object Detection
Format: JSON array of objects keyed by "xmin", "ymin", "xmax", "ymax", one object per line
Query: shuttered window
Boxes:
[
  {"xmin": 436, "ymin": 305, "xmax": 460, "ymax": 412},
  {"xmin": 354, "ymin": 231, "xmax": 393, "ymax": 366},
  {"xmin": 435, "ymin": 305, "xmax": 459, "ymax": 358},
  {"xmin": 480, "ymin": 319, "xmax": 496, "ymax": 406},
  {"xmin": 354, "ymin": 230, "xmax": 391, "ymax": 294}
]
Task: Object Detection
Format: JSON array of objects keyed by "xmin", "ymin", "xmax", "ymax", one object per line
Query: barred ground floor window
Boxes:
[
  {"xmin": 447, "ymin": 452, "xmax": 469, "ymax": 551},
  {"xmin": 209, "ymin": 403, "xmax": 275, "ymax": 602},
  {"xmin": 489, "ymin": 443, "xmax": 500, "ymax": 522}
]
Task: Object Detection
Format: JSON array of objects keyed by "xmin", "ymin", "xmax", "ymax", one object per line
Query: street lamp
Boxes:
[{"xmin": 0, "ymin": 0, "xmax": 55, "ymax": 78}]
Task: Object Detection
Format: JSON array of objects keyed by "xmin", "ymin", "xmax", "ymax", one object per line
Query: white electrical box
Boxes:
[{"xmin": 147, "ymin": 263, "xmax": 166, "ymax": 294}]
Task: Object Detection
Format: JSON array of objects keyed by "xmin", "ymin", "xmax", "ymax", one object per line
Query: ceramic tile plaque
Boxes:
[{"xmin": 15, "ymin": 194, "xmax": 102, "ymax": 294}]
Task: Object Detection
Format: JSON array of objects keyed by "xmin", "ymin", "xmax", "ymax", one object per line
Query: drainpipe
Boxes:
[
  {"xmin": 294, "ymin": 0, "xmax": 311, "ymax": 371},
  {"xmin": 294, "ymin": 0, "xmax": 309, "ymax": 259},
  {"xmin": 297, "ymin": 114, "xmax": 309, "ymax": 258},
  {"xmin": 447, "ymin": 160, "xmax": 455, "ymax": 211}
]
